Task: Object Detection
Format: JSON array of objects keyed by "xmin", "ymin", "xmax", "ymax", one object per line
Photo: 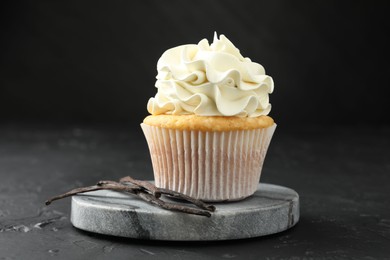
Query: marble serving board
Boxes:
[{"xmin": 71, "ymin": 183, "xmax": 299, "ymax": 241}]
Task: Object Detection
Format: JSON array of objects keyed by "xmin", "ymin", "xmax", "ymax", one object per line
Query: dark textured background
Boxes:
[{"xmin": 1, "ymin": 0, "xmax": 389, "ymax": 126}]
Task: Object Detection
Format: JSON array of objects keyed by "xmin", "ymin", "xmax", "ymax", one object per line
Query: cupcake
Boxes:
[{"xmin": 141, "ymin": 33, "xmax": 276, "ymax": 201}]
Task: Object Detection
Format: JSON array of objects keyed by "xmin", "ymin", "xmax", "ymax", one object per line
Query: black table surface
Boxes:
[{"xmin": 1, "ymin": 123, "xmax": 389, "ymax": 259}]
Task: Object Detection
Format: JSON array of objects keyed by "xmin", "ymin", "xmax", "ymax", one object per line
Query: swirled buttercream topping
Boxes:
[{"xmin": 147, "ymin": 33, "xmax": 274, "ymax": 117}]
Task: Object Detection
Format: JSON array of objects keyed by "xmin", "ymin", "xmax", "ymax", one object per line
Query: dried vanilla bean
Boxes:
[
  {"xmin": 45, "ymin": 177, "xmax": 216, "ymax": 217},
  {"xmin": 45, "ymin": 182, "xmax": 139, "ymax": 205},
  {"xmin": 157, "ymin": 188, "xmax": 216, "ymax": 212},
  {"xmin": 119, "ymin": 176, "xmax": 215, "ymax": 211},
  {"xmin": 137, "ymin": 192, "xmax": 212, "ymax": 217},
  {"xmin": 119, "ymin": 176, "xmax": 161, "ymax": 198}
]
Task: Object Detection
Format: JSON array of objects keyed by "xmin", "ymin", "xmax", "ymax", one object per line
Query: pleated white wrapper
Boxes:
[{"xmin": 141, "ymin": 123, "xmax": 276, "ymax": 201}]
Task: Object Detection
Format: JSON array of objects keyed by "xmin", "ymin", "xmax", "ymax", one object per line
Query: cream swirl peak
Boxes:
[{"xmin": 147, "ymin": 33, "xmax": 274, "ymax": 117}]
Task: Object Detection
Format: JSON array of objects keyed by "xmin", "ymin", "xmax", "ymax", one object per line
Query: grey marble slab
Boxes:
[{"xmin": 71, "ymin": 183, "xmax": 299, "ymax": 241}]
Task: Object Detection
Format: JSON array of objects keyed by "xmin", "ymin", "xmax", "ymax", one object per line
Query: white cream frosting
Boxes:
[{"xmin": 147, "ymin": 33, "xmax": 274, "ymax": 117}]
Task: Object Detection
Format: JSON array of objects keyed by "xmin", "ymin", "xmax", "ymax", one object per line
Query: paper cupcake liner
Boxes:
[{"xmin": 141, "ymin": 123, "xmax": 276, "ymax": 201}]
